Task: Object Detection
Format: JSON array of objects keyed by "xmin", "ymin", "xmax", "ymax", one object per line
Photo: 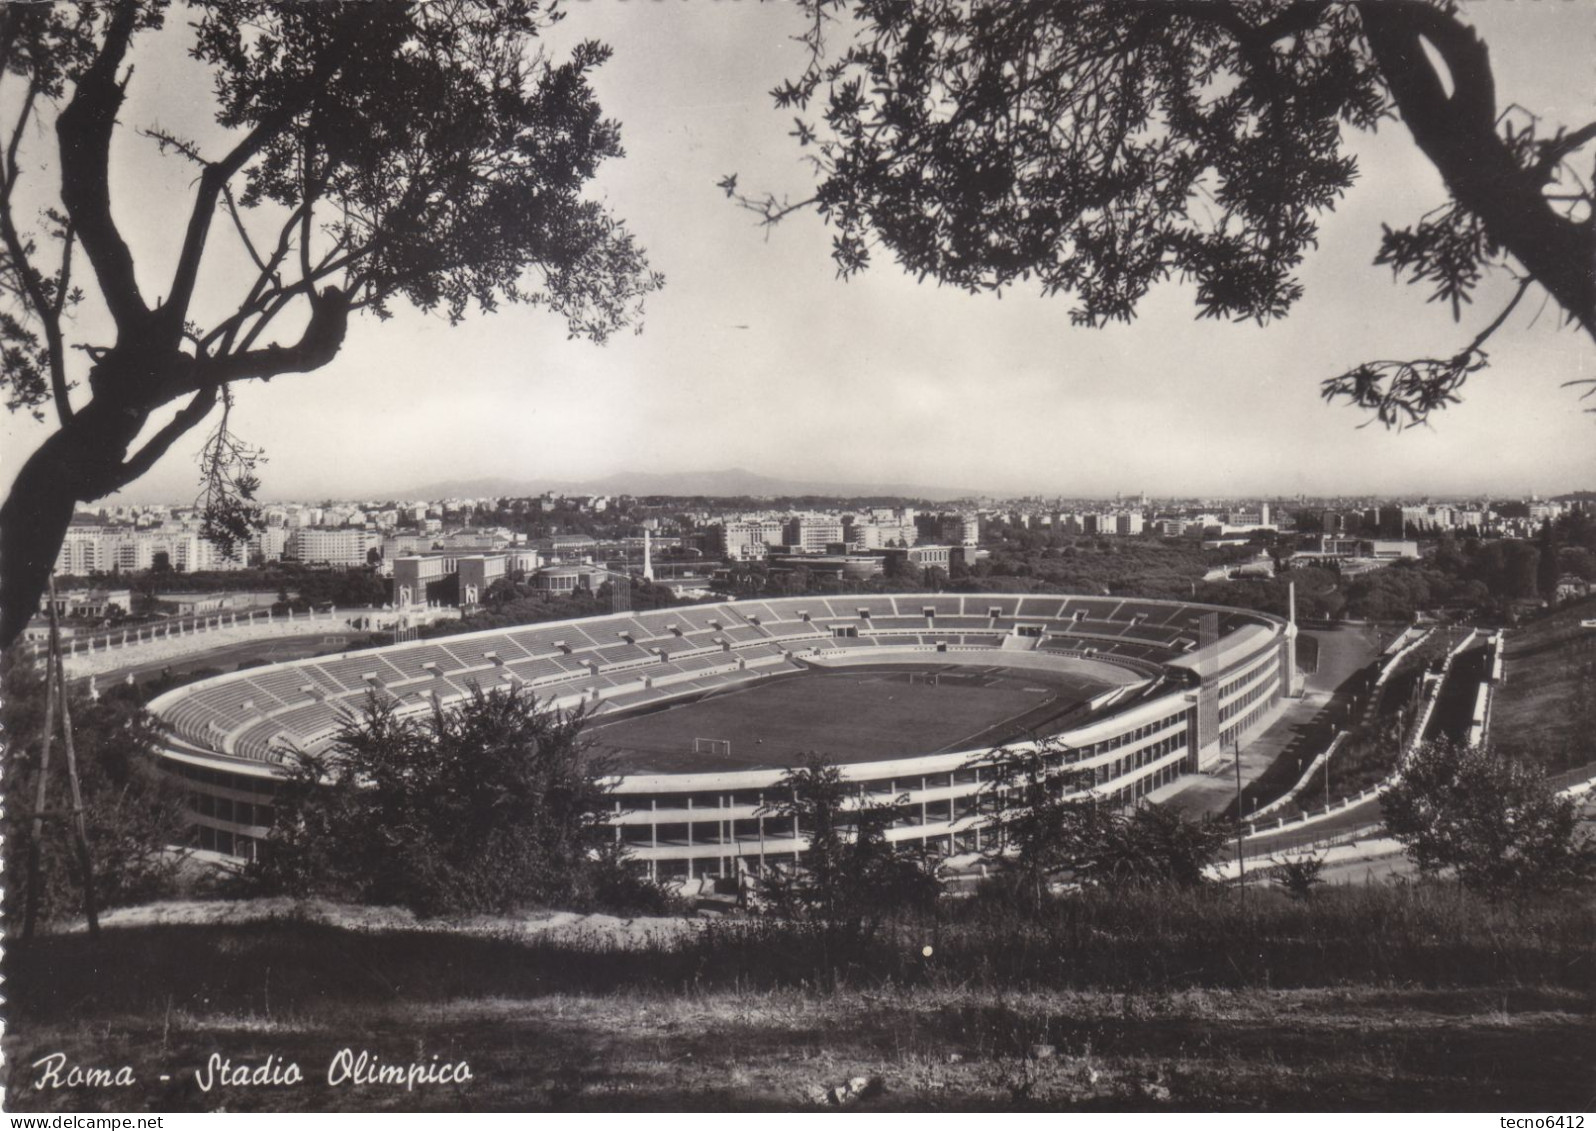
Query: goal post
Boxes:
[
  {"xmin": 692, "ymin": 737, "xmax": 732, "ymax": 758},
  {"xmin": 907, "ymin": 672, "xmax": 940, "ymax": 686}
]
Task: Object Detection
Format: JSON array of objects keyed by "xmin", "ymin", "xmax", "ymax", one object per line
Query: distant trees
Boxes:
[
  {"xmin": 882, "ymin": 554, "xmax": 923, "ymax": 586},
  {"xmin": 253, "ymin": 686, "xmax": 668, "ymax": 917},
  {"xmin": 1382, "ymin": 739, "xmax": 1596, "ymax": 894},
  {"xmin": 0, "ymin": 656, "xmax": 189, "ymax": 928},
  {"xmin": 284, "ymin": 568, "xmax": 388, "ymax": 611},
  {"xmin": 975, "ymin": 535, "xmax": 1243, "ymax": 601},
  {"xmin": 1339, "ymin": 545, "xmax": 1544, "ymax": 621},
  {"xmin": 1561, "ymin": 547, "xmax": 1596, "ymax": 584},
  {"xmin": 714, "ymin": 522, "xmax": 1568, "ymax": 622},
  {"xmin": 1537, "ymin": 521, "xmax": 1563, "ymax": 599}
]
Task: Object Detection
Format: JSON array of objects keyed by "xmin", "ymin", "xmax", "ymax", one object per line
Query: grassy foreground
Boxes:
[{"xmin": 5, "ymin": 884, "xmax": 1593, "ymax": 1112}]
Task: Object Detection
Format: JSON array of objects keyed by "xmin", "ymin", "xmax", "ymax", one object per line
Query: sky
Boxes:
[{"xmin": 2, "ymin": 0, "xmax": 1594, "ymax": 504}]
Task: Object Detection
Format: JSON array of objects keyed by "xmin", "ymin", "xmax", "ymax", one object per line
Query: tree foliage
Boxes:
[
  {"xmin": 252, "ymin": 685, "xmax": 667, "ymax": 917},
  {"xmin": 1381, "ymin": 738, "xmax": 1596, "ymax": 894},
  {"xmin": 974, "ymin": 739, "xmax": 1228, "ymax": 906},
  {"xmin": 738, "ymin": 0, "xmax": 1596, "ymax": 425},
  {"xmin": 0, "ymin": 1, "xmax": 662, "ymax": 649},
  {"xmin": 0, "ymin": 654, "xmax": 190, "ymax": 927}
]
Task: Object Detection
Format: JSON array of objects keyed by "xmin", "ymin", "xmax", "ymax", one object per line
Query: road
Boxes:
[{"xmin": 1159, "ymin": 624, "xmax": 1380, "ymax": 819}]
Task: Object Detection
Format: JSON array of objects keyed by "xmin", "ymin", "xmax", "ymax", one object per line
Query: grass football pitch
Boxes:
[{"xmin": 589, "ymin": 665, "xmax": 1110, "ymax": 773}]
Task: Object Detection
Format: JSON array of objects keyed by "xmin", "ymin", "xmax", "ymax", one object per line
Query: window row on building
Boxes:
[{"xmin": 1218, "ymin": 673, "xmax": 1281, "ymax": 749}]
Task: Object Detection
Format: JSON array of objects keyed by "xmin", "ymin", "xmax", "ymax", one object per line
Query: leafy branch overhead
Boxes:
[
  {"xmin": 0, "ymin": 1, "xmax": 663, "ymax": 650},
  {"xmin": 729, "ymin": 0, "xmax": 1596, "ymax": 425}
]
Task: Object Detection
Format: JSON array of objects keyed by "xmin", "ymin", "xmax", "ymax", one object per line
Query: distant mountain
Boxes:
[{"xmin": 394, "ymin": 467, "xmax": 986, "ymax": 503}]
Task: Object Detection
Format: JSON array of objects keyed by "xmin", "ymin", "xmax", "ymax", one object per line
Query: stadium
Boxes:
[{"xmin": 149, "ymin": 593, "xmax": 1297, "ymax": 883}]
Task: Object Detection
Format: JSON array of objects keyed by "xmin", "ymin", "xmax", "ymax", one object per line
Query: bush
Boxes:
[
  {"xmin": 972, "ymin": 740, "xmax": 1229, "ymax": 907},
  {"xmin": 1382, "ymin": 739, "xmax": 1596, "ymax": 894},
  {"xmin": 755, "ymin": 753, "xmax": 945, "ymax": 922},
  {"xmin": 1271, "ymin": 855, "xmax": 1328, "ymax": 901},
  {"xmin": 250, "ymin": 686, "xmax": 672, "ymax": 917}
]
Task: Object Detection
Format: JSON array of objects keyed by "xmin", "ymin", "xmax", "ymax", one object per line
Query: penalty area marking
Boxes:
[{"xmin": 933, "ymin": 686, "xmax": 1067, "ymax": 755}]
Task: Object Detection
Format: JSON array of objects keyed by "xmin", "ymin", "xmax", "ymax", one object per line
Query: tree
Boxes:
[
  {"xmin": 0, "ymin": 654, "xmax": 190, "ymax": 928},
  {"xmin": 1271, "ymin": 853, "xmax": 1328, "ymax": 900},
  {"xmin": 1537, "ymin": 519, "xmax": 1562, "ymax": 601},
  {"xmin": 756, "ymin": 752, "xmax": 941, "ymax": 921},
  {"xmin": 1381, "ymin": 738, "xmax": 1596, "ymax": 894},
  {"xmin": 0, "ymin": 2, "xmax": 662, "ymax": 649},
  {"xmin": 732, "ymin": 1, "xmax": 1595, "ymax": 427},
  {"xmin": 973, "ymin": 740, "xmax": 1103, "ymax": 907},
  {"xmin": 975, "ymin": 739, "xmax": 1229, "ymax": 905},
  {"xmin": 1502, "ymin": 540, "xmax": 1542, "ymax": 603},
  {"xmin": 252, "ymin": 685, "xmax": 663, "ymax": 917}
]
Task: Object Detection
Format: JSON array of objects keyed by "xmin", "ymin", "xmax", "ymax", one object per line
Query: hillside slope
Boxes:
[{"xmin": 1493, "ymin": 596, "xmax": 1596, "ymax": 770}]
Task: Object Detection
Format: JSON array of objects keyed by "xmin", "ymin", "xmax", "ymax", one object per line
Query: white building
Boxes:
[{"xmin": 288, "ymin": 527, "xmax": 380, "ymax": 566}]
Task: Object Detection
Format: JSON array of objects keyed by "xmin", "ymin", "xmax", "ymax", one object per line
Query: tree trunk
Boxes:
[{"xmin": 1, "ymin": 399, "xmax": 149, "ymax": 649}]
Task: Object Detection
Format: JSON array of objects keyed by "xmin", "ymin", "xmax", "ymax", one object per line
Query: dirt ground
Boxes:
[
  {"xmin": 7, "ymin": 899, "xmax": 1591, "ymax": 1113},
  {"xmin": 8, "ymin": 981, "xmax": 1589, "ymax": 1112}
]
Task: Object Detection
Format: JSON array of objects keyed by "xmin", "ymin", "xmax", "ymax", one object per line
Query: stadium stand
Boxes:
[{"xmin": 152, "ymin": 593, "xmax": 1294, "ymax": 875}]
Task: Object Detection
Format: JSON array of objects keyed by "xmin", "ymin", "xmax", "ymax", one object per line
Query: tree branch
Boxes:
[
  {"xmin": 1463, "ymin": 275, "xmax": 1532, "ymax": 355},
  {"xmin": 106, "ymin": 384, "xmax": 218, "ymax": 492},
  {"xmin": 1322, "ymin": 276, "xmax": 1535, "ymax": 428},
  {"xmin": 45, "ymin": 222, "xmax": 75, "ymax": 423},
  {"xmin": 3, "ymin": 78, "xmax": 36, "ymax": 188},
  {"xmin": 193, "ymin": 285, "xmax": 349, "ymax": 388},
  {"xmin": 1358, "ymin": 0, "xmax": 1595, "ymax": 340},
  {"xmin": 161, "ymin": 105, "xmax": 313, "ymax": 340},
  {"xmin": 51, "ymin": 222, "xmax": 74, "ymax": 320},
  {"xmin": 199, "ymin": 200, "xmax": 313, "ymax": 354},
  {"xmin": 1360, "ymin": 0, "xmax": 1495, "ymax": 129},
  {"xmin": 1162, "ymin": 1, "xmax": 1333, "ymax": 53},
  {"xmin": 54, "ymin": 0, "xmax": 148, "ymax": 335},
  {"xmin": 1531, "ymin": 120, "xmax": 1596, "ymax": 186},
  {"xmin": 221, "ymin": 183, "xmax": 269, "ymax": 275}
]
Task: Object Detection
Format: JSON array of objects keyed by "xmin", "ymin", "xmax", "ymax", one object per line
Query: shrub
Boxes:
[
  {"xmin": 1271, "ymin": 854, "xmax": 1328, "ymax": 901},
  {"xmin": 755, "ymin": 753, "xmax": 945, "ymax": 922},
  {"xmin": 1382, "ymin": 739, "xmax": 1596, "ymax": 894},
  {"xmin": 972, "ymin": 740, "xmax": 1229, "ymax": 906},
  {"xmin": 250, "ymin": 685, "xmax": 671, "ymax": 917}
]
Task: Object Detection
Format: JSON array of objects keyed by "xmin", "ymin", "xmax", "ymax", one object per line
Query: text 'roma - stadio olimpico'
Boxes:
[{"xmin": 150, "ymin": 593, "xmax": 1299, "ymax": 883}]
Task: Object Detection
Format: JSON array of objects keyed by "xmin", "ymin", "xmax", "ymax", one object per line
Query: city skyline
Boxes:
[
  {"xmin": 3, "ymin": 3, "xmax": 1594, "ymax": 509},
  {"xmin": 75, "ymin": 472, "xmax": 1596, "ymax": 510}
]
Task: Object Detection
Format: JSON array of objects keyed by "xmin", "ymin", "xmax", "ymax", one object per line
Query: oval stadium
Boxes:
[{"xmin": 150, "ymin": 593, "xmax": 1298, "ymax": 883}]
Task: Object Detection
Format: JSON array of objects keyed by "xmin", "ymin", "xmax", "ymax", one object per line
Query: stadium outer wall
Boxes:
[{"xmin": 149, "ymin": 593, "xmax": 1295, "ymax": 883}]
